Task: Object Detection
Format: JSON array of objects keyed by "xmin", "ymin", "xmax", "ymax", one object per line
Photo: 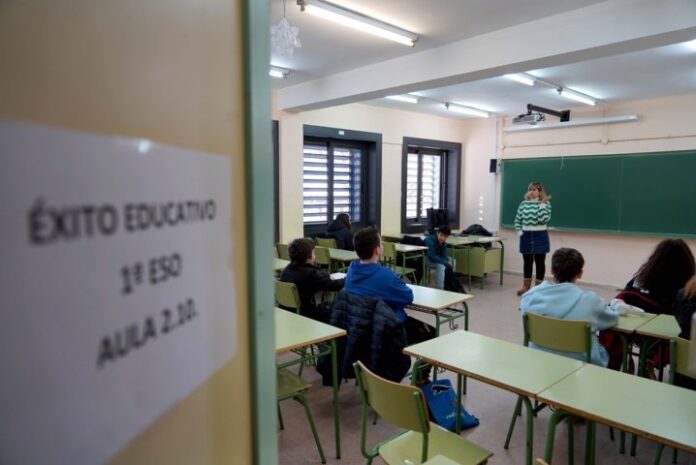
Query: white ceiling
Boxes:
[{"xmin": 270, "ymin": 0, "xmax": 696, "ymax": 118}]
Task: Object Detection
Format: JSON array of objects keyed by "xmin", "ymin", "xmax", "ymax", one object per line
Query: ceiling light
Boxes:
[
  {"xmin": 685, "ymin": 39, "xmax": 696, "ymax": 51},
  {"xmin": 297, "ymin": 0, "xmax": 418, "ymax": 47},
  {"xmin": 504, "ymin": 73, "xmax": 536, "ymax": 86},
  {"xmin": 556, "ymin": 87, "xmax": 597, "ymax": 106},
  {"xmin": 385, "ymin": 94, "xmax": 420, "ymax": 104},
  {"xmin": 445, "ymin": 102, "xmax": 490, "ymax": 118},
  {"xmin": 269, "ymin": 66, "xmax": 290, "ymax": 79}
]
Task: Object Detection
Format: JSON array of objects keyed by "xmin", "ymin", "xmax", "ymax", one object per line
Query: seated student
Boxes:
[
  {"xmin": 617, "ymin": 238, "xmax": 695, "ymax": 315},
  {"xmin": 520, "ymin": 247, "xmax": 626, "ymax": 367},
  {"xmin": 280, "ymin": 238, "xmax": 344, "ymax": 322},
  {"xmin": 424, "ymin": 225, "xmax": 452, "ymax": 289},
  {"xmin": 325, "ymin": 213, "xmax": 354, "ymax": 251},
  {"xmin": 604, "ymin": 239, "xmax": 695, "ymax": 372},
  {"xmin": 344, "ymin": 227, "xmax": 436, "ymax": 369}
]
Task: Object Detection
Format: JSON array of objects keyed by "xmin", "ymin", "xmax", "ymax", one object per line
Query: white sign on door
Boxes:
[{"xmin": 0, "ymin": 121, "xmax": 237, "ymax": 465}]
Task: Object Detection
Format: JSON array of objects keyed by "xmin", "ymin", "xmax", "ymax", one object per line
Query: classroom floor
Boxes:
[{"xmin": 277, "ymin": 272, "xmax": 696, "ymax": 465}]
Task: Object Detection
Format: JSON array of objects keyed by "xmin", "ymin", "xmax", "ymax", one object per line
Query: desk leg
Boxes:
[
  {"xmin": 331, "ymin": 339, "xmax": 340, "ymax": 459},
  {"xmin": 456, "ymin": 373, "xmax": 462, "ymax": 434},
  {"xmin": 467, "ymin": 246, "xmax": 472, "ymax": 290},
  {"xmin": 420, "ymin": 251, "xmax": 426, "ymax": 285},
  {"xmin": 498, "ymin": 240, "xmax": 505, "ymax": 285},
  {"xmin": 522, "ymin": 397, "xmax": 534, "ymax": 465},
  {"xmin": 585, "ymin": 420, "xmax": 596, "ymax": 465}
]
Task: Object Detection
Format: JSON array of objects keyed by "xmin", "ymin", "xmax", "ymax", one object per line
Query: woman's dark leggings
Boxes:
[{"xmin": 523, "ymin": 253, "xmax": 546, "ymax": 280}]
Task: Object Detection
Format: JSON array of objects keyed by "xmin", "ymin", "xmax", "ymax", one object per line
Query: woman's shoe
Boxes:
[{"xmin": 516, "ymin": 278, "xmax": 532, "ymax": 296}]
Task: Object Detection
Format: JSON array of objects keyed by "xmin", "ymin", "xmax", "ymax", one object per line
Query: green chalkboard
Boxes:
[{"xmin": 500, "ymin": 150, "xmax": 696, "ymax": 237}]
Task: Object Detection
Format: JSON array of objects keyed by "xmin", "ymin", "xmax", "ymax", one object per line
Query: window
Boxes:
[
  {"xmin": 302, "ymin": 141, "xmax": 362, "ymax": 224},
  {"xmin": 401, "ymin": 137, "xmax": 462, "ymax": 233},
  {"xmin": 405, "ymin": 150, "xmax": 443, "ymax": 221},
  {"xmin": 302, "ymin": 125, "xmax": 382, "ymax": 237}
]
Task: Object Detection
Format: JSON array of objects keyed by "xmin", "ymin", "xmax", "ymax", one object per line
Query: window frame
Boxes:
[
  {"xmin": 302, "ymin": 125, "xmax": 382, "ymax": 237},
  {"xmin": 401, "ymin": 137, "xmax": 461, "ymax": 234}
]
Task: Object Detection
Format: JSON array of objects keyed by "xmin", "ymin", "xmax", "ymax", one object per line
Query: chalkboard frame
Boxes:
[{"xmin": 499, "ymin": 150, "xmax": 696, "ymax": 239}]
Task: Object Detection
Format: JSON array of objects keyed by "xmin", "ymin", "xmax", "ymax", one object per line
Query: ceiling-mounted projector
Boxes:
[
  {"xmin": 513, "ymin": 113, "xmax": 545, "ymax": 125},
  {"xmin": 513, "ymin": 103, "xmax": 570, "ymax": 125}
]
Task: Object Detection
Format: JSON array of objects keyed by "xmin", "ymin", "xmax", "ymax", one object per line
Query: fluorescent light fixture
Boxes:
[
  {"xmin": 557, "ymin": 87, "xmax": 597, "ymax": 106},
  {"xmin": 269, "ymin": 66, "xmax": 290, "ymax": 79},
  {"xmin": 297, "ymin": 0, "xmax": 418, "ymax": 47},
  {"xmin": 685, "ymin": 39, "xmax": 696, "ymax": 51},
  {"xmin": 504, "ymin": 115, "xmax": 638, "ymax": 132},
  {"xmin": 445, "ymin": 102, "xmax": 490, "ymax": 118},
  {"xmin": 385, "ymin": 94, "xmax": 420, "ymax": 104},
  {"xmin": 504, "ymin": 73, "xmax": 536, "ymax": 86}
]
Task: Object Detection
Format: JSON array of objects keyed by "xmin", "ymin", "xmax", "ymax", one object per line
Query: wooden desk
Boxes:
[
  {"xmin": 537, "ymin": 363, "xmax": 696, "ymax": 463},
  {"xmin": 404, "ymin": 330, "xmax": 584, "ymax": 465},
  {"xmin": 275, "ymin": 308, "xmax": 346, "ymax": 458},
  {"xmin": 407, "ymin": 284, "xmax": 473, "ymax": 334},
  {"xmin": 274, "ymin": 258, "xmax": 289, "ymax": 272}
]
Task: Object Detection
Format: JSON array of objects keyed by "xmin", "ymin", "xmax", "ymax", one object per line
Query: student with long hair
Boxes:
[
  {"xmin": 514, "ymin": 181, "xmax": 552, "ymax": 296},
  {"xmin": 326, "ymin": 213, "xmax": 354, "ymax": 250},
  {"xmin": 617, "ymin": 239, "xmax": 695, "ymax": 315},
  {"xmin": 674, "ymin": 274, "xmax": 696, "ymax": 339},
  {"xmin": 603, "ymin": 239, "xmax": 695, "ymax": 371}
]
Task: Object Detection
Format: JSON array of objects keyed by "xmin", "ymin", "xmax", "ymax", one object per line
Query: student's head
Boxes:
[
  {"xmin": 288, "ymin": 238, "xmax": 315, "ymax": 265},
  {"xmin": 335, "ymin": 213, "xmax": 351, "ymax": 229},
  {"xmin": 526, "ymin": 181, "xmax": 549, "ymax": 202},
  {"xmin": 354, "ymin": 226, "xmax": 382, "ymax": 261},
  {"xmin": 551, "ymin": 248, "xmax": 585, "ymax": 283},
  {"xmin": 635, "ymin": 239, "xmax": 695, "ymax": 293},
  {"xmin": 436, "ymin": 225, "xmax": 451, "ymax": 244}
]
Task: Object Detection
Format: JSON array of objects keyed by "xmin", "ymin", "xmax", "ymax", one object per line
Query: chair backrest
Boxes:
[
  {"xmin": 276, "ymin": 243, "xmax": 290, "ymax": 260},
  {"xmin": 670, "ymin": 337, "xmax": 696, "ymax": 382},
  {"xmin": 316, "ymin": 237, "xmax": 338, "ymax": 249},
  {"xmin": 314, "ymin": 246, "xmax": 331, "ymax": 267},
  {"xmin": 382, "ymin": 241, "xmax": 397, "ymax": 261},
  {"xmin": 523, "ymin": 312, "xmax": 592, "ymax": 362},
  {"xmin": 353, "ymin": 361, "xmax": 429, "ymax": 433},
  {"xmin": 275, "ymin": 280, "xmax": 301, "ymax": 312}
]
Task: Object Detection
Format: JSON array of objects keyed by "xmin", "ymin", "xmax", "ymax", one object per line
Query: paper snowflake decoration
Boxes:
[{"xmin": 271, "ymin": 17, "xmax": 301, "ymax": 56}]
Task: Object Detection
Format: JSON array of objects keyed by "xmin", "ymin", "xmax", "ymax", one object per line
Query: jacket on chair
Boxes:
[{"xmin": 317, "ymin": 290, "xmax": 411, "ymax": 385}]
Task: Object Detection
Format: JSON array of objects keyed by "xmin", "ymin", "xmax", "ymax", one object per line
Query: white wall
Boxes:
[
  {"xmin": 275, "ymin": 93, "xmax": 696, "ymax": 286},
  {"xmin": 475, "ymin": 94, "xmax": 696, "ymax": 285},
  {"xmin": 273, "ymin": 98, "xmax": 472, "ymax": 242}
]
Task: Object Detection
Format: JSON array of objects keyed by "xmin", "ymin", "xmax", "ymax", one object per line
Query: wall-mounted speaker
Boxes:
[{"xmin": 489, "ymin": 159, "xmax": 498, "ymax": 173}]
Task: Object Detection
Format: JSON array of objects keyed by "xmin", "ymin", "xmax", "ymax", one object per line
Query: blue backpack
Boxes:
[{"xmin": 422, "ymin": 379, "xmax": 479, "ymax": 432}]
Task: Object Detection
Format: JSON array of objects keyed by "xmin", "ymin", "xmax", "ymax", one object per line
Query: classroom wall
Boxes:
[
  {"xmin": 0, "ymin": 1, "xmax": 253, "ymax": 463},
  {"xmin": 273, "ymin": 98, "xmax": 472, "ymax": 242},
  {"xmin": 475, "ymin": 93, "xmax": 696, "ymax": 285}
]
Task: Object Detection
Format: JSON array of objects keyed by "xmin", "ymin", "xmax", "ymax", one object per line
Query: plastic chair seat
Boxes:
[
  {"xmin": 380, "ymin": 422, "xmax": 492, "ymax": 465},
  {"xmin": 277, "ymin": 368, "xmax": 312, "ymax": 400}
]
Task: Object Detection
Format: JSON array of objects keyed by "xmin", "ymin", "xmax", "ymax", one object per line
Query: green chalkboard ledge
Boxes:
[{"xmin": 499, "ymin": 225, "xmax": 696, "ymax": 240}]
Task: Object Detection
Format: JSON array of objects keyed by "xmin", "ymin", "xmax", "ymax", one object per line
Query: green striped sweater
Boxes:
[{"xmin": 514, "ymin": 200, "xmax": 552, "ymax": 231}]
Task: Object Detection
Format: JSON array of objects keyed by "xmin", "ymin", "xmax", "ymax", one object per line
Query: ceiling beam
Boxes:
[{"xmin": 277, "ymin": 0, "xmax": 696, "ymax": 112}]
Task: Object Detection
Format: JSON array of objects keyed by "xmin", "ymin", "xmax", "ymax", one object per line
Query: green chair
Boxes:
[
  {"xmin": 277, "ymin": 367, "xmax": 326, "ymax": 464},
  {"xmin": 314, "ymin": 246, "xmax": 333, "ymax": 271},
  {"xmin": 276, "ymin": 243, "xmax": 290, "ymax": 260},
  {"xmin": 315, "ymin": 236, "xmax": 338, "ymax": 249},
  {"xmin": 654, "ymin": 337, "xmax": 696, "ymax": 465},
  {"xmin": 504, "ymin": 313, "xmax": 592, "ymax": 465},
  {"xmin": 382, "ymin": 241, "xmax": 418, "ymax": 283},
  {"xmin": 353, "ymin": 360, "xmax": 492, "ymax": 465},
  {"xmin": 275, "ymin": 280, "xmax": 301, "ymax": 313}
]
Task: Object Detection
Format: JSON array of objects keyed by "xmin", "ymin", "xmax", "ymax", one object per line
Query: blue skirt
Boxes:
[{"xmin": 519, "ymin": 230, "xmax": 550, "ymax": 254}]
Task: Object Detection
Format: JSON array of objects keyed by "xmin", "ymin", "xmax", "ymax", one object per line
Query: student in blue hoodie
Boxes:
[
  {"xmin": 520, "ymin": 247, "xmax": 632, "ymax": 367},
  {"xmin": 345, "ymin": 227, "xmax": 436, "ymax": 352}
]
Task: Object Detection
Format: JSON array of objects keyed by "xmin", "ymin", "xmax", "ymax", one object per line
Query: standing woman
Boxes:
[{"xmin": 514, "ymin": 182, "xmax": 552, "ymax": 296}]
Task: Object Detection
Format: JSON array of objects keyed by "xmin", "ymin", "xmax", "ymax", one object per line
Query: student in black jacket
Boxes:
[
  {"xmin": 326, "ymin": 213, "xmax": 354, "ymax": 250},
  {"xmin": 280, "ymin": 238, "xmax": 344, "ymax": 322}
]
